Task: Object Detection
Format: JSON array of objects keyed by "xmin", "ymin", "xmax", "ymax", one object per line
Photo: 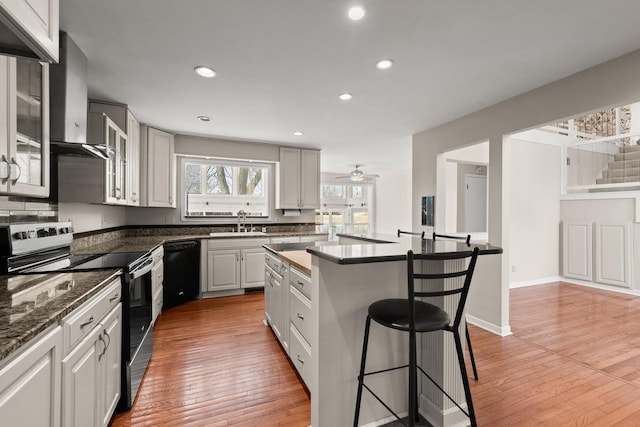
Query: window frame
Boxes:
[{"xmin": 179, "ymin": 156, "xmax": 273, "ymax": 222}]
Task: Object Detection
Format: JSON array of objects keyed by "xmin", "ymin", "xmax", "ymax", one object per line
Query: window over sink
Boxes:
[{"xmin": 180, "ymin": 157, "xmax": 271, "ymax": 219}]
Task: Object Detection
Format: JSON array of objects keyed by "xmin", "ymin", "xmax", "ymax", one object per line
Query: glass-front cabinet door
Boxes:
[
  {"xmin": 106, "ymin": 120, "xmax": 118, "ymax": 202},
  {"xmin": 3, "ymin": 57, "xmax": 50, "ymax": 197}
]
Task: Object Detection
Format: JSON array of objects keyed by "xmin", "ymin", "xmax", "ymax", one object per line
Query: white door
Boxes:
[{"xmin": 464, "ymin": 174, "xmax": 487, "ymax": 232}]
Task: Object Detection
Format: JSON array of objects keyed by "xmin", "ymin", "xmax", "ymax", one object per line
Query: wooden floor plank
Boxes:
[{"xmin": 111, "ymin": 282, "xmax": 640, "ymax": 426}]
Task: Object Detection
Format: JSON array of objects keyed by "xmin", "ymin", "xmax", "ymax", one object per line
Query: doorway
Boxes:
[{"xmin": 464, "ymin": 174, "xmax": 487, "ymax": 232}]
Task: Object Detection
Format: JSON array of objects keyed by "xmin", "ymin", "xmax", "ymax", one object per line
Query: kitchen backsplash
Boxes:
[
  {"xmin": 0, "ymin": 197, "xmax": 58, "ymax": 224},
  {"xmin": 71, "ymin": 223, "xmax": 318, "ymax": 251}
]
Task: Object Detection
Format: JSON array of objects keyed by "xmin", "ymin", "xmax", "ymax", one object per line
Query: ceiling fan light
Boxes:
[{"xmin": 350, "ymin": 169, "xmax": 364, "ymax": 181}]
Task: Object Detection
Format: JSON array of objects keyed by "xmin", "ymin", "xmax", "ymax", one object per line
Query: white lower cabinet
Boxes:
[
  {"xmin": 562, "ymin": 221, "xmax": 632, "ymax": 288},
  {"xmin": 241, "ymin": 247, "xmax": 266, "ymax": 288},
  {"xmin": 61, "ymin": 278, "xmax": 122, "ymax": 427},
  {"xmin": 264, "ymin": 254, "xmax": 312, "ymax": 390},
  {"xmin": 0, "ymin": 326, "xmax": 62, "ymax": 427},
  {"xmin": 203, "ymin": 238, "xmax": 269, "ymax": 293}
]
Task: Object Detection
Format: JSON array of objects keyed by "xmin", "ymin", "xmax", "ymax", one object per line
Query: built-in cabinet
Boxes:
[
  {"xmin": 203, "ymin": 238, "xmax": 269, "ymax": 292},
  {"xmin": 88, "ymin": 100, "xmax": 140, "ymax": 206},
  {"xmin": 140, "ymin": 125, "xmax": 175, "ymax": 208},
  {"xmin": 0, "ymin": 0, "xmax": 59, "ymax": 62},
  {"xmin": 0, "ymin": 55, "xmax": 49, "ymax": 197},
  {"xmin": 264, "ymin": 253, "xmax": 313, "ymax": 389},
  {"xmin": 61, "ymin": 278, "xmax": 121, "ymax": 427},
  {"xmin": 87, "ymin": 112, "xmax": 128, "ymax": 204},
  {"xmin": 276, "ymin": 147, "xmax": 320, "ymax": 209},
  {"xmin": 264, "ymin": 252, "xmax": 288, "ymax": 350},
  {"xmin": 0, "ymin": 325, "xmax": 62, "ymax": 427},
  {"xmin": 151, "ymin": 246, "xmax": 164, "ymax": 324},
  {"xmin": 562, "ymin": 220, "xmax": 632, "ymax": 288},
  {"xmin": 0, "ymin": 276, "xmax": 121, "ymax": 427}
]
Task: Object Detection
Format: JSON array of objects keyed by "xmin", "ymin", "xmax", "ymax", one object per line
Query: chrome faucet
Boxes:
[{"xmin": 237, "ymin": 210, "xmax": 247, "ymax": 232}]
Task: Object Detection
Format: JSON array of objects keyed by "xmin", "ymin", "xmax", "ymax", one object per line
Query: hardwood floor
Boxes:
[
  {"xmin": 470, "ymin": 282, "xmax": 640, "ymax": 426},
  {"xmin": 111, "ymin": 282, "xmax": 640, "ymax": 426},
  {"xmin": 109, "ymin": 292, "xmax": 311, "ymax": 427}
]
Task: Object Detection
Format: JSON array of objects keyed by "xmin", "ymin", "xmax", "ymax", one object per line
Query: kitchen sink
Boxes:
[{"xmin": 209, "ymin": 231, "xmax": 267, "ymax": 237}]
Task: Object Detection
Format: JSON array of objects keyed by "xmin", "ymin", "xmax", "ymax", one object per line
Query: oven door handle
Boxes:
[{"xmin": 129, "ymin": 259, "xmax": 153, "ymax": 280}]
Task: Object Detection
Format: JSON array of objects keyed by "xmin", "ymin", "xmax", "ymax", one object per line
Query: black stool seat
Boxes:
[{"xmin": 369, "ymin": 299, "xmax": 451, "ymax": 332}]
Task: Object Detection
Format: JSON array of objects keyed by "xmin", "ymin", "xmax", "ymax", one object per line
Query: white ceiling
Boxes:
[{"xmin": 59, "ymin": 0, "xmax": 640, "ymax": 176}]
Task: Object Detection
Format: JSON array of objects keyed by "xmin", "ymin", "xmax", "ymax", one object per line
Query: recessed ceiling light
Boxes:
[
  {"xmin": 293, "ymin": 131, "xmax": 304, "ymax": 136},
  {"xmin": 194, "ymin": 66, "xmax": 216, "ymax": 78},
  {"xmin": 376, "ymin": 59, "xmax": 394, "ymax": 70},
  {"xmin": 197, "ymin": 115, "xmax": 212, "ymax": 122},
  {"xmin": 347, "ymin": 5, "xmax": 366, "ymax": 21},
  {"xmin": 339, "ymin": 93, "xmax": 353, "ymax": 101}
]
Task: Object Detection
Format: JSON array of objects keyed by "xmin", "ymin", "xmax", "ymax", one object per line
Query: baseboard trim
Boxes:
[
  {"xmin": 465, "ymin": 314, "xmax": 511, "ymax": 337},
  {"xmin": 509, "ymin": 276, "xmax": 562, "ymax": 288},
  {"xmin": 561, "ymin": 277, "xmax": 640, "ymax": 296},
  {"xmin": 419, "ymin": 394, "xmax": 470, "ymax": 427}
]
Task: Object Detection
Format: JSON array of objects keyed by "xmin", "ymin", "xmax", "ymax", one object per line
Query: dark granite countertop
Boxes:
[
  {"xmin": 308, "ymin": 233, "xmax": 502, "ymax": 264},
  {"xmin": 74, "ymin": 232, "xmax": 329, "ymax": 255},
  {"xmin": 0, "ymin": 270, "xmax": 121, "ymax": 362}
]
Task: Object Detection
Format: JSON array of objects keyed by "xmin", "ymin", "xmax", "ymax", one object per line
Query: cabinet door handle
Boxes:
[
  {"xmin": 0, "ymin": 155, "xmax": 9, "ymax": 182},
  {"xmin": 103, "ymin": 329, "xmax": 111, "ymax": 352},
  {"xmin": 9, "ymin": 157, "xmax": 21, "ymax": 183},
  {"xmin": 169, "ymin": 195, "xmax": 173, "ymax": 204},
  {"xmin": 296, "ymin": 313, "xmax": 304, "ymax": 321},
  {"xmin": 109, "ymin": 293, "xmax": 120, "ymax": 302},
  {"xmin": 236, "ymin": 253, "xmax": 239, "ymax": 262},
  {"xmin": 80, "ymin": 315, "xmax": 95, "ymax": 329},
  {"xmin": 296, "ymin": 355, "xmax": 304, "ymax": 364},
  {"xmin": 97, "ymin": 334, "xmax": 106, "ymax": 361}
]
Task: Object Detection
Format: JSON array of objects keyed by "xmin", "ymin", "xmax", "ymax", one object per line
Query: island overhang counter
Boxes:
[{"xmin": 305, "ymin": 234, "xmax": 502, "ymax": 427}]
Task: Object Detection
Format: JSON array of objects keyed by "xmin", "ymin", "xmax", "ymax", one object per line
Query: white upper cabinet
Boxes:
[
  {"xmin": 0, "ymin": 55, "xmax": 50, "ymax": 197},
  {"xmin": 0, "ymin": 0, "xmax": 59, "ymax": 62},
  {"xmin": 88, "ymin": 100, "xmax": 140, "ymax": 206},
  {"xmin": 140, "ymin": 125, "xmax": 175, "ymax": 207},
  {"xmin": 276, "ymin": 147, "xmax": 320, "ymax": 209}
]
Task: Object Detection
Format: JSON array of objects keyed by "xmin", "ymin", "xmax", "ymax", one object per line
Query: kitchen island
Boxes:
[{"xmin": 305, "ymin": 233, "xmax": 501, "ymax": 427}]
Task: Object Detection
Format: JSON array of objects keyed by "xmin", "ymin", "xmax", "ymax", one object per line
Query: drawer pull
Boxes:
[
  {"xmin": 296, "ymin": 313, "xmax": 304, "ymax": 321},
  {"xmin": 296, "ymin": 355, "xmax": 304, "ymax": 364},
  {"xmin": 297, "ymin": 281, "xmax": 304, "ymax": 286},
  {"xmin": 80, "ymin": 316, "xmax": 95, "ymax": 328},
  {"xmin": 98, "ymin": 334, "xmax": 106, "ymax": 361},
  {"xmin": 109, "ymin": 294, "xmax": 120, "ymax": 302}
]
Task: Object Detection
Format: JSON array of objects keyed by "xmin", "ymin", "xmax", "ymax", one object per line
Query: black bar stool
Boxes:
[
  {"xmin": 353, "ymin": 247, "xmax": 480, "ymax": 427},
  {"xmin": 432, "ymin": 232, "xmax": 478, "ymax": 381}
]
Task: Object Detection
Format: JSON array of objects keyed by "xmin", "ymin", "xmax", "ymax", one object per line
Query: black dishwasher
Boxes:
[{"xmin": 163, "ymin": 240, "xmax": 201, "ymax": 310}]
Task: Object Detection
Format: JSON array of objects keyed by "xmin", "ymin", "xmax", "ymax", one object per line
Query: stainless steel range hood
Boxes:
[{"xmin": 49, "ymin": 32, "xmax": 108, "ymax": 159}]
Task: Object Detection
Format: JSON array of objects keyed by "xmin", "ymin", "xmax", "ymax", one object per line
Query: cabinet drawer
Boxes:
[
  {"xmin": 289, "ymin": 287, "xmax": 311, "ymax": 342},
  {"xmin": 289, "ymin": 324, "xmax": 312, "ymax": 389},
  {"xmin": 265, "ymin": 252, "xmax": 282, "ymax": 272},
  {"xmin": 289, "ymin": 266, "xmax": 311, "ymax": 300},
  {"xmin": 62, "ymin": 278, "xmax": 121, "ymax": 354},
  {"xmin": 152, "ymin": 286, "xmax": 163, "ymax": 324},
  {"xmin": 152, "ymin": 262, "xmax": 163, "ymax": 294}
]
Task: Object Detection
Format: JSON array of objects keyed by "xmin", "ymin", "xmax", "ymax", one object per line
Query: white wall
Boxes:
[
  {"xmin": 374, "ymin": 143, "xmax": 412, "ymax": 234},
  {"xmin": 413, "ymin": 48, "xmax": 640, "ymax": 333},
  {"xmin": 509, "ymin": 139, "xmax": 561, "ymax": 285},
  {"xmin": 375, "ymin": 168, "xmax": 412, "ymax": 234},
  {"xmin": 58, "ymin": 202, "xmax": 127, "ymax": 233}
]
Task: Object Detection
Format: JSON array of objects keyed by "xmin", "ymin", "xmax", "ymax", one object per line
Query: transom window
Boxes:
[{"xmin": 181, "ymin": 157, "xmax": 270, "ymax": 218}]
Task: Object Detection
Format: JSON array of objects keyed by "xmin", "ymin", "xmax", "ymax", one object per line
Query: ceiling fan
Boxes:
[{"xmin": 335, "ymin": 165, "xmax": 380, "ymax": 182}]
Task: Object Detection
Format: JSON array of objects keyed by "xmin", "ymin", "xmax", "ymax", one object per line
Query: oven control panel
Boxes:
[{"xmin": 1, "ymin": 222, "xmax": 74, "ymax": 255}]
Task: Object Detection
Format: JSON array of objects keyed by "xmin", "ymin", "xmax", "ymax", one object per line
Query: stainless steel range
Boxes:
[{"xmin": 0, "ymin": 221, "xmax": 154, "ymax": 412}]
